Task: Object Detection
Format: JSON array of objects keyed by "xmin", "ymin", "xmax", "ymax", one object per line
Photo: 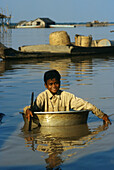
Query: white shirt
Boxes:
[{"xmin": 25, "ymin": 89, "xmax": 104, "ymax": 118}]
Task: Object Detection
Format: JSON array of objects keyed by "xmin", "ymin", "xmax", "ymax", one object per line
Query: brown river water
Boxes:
[{"xmin": 0, "ymin": 26, "xmax": 114, "ymax": 169}]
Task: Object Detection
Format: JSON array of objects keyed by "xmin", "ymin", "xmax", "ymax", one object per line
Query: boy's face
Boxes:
[{"xmin": 45, "ymin": 78, "xmax": 60, "ymax": 94}]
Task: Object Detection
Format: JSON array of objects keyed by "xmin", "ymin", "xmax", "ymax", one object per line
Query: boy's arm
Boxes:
[
  {"xmin": 26, "ymin": 108, "xmax": 33, "ymax": 122},
  {"xmin": 23, "ymin": 93, "xmax": 44, "ymax": 121},
  {"xmin": 71, "ymin": 96, "xmax": 111, "ymax": 125},
  {"xmin": 87, "ymin": 104, "xmax": 111, "ymax": 126},
  {"xmin": 23, "ymin": 102, "xmax": 40, "ymax": 121},
  {"xmin": 23, "ymin": 106, "xmax": 34, "ymax": 122}
]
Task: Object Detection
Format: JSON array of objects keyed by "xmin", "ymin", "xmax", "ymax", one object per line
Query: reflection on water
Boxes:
[
  {"xmin": 0, "ymin": 55, "xmax": 113, "ymax": 89},
  {"xmin": 21, "ymin": 124, "xmax": 107, "ymax": 169},
  {"xmin": 0, "ymin": 53, "xmax": 114, "ymax": 169},
  {"xmin": 0, "ymin": 56, "xmax": 94, "ymax": 90},
  {"xmin": 0, "ymin": 55, "xmax": 114, "ymax": 93},
  {"xmin": 0, "ymin": 26, "xmax": 12, "ymax": 48}
]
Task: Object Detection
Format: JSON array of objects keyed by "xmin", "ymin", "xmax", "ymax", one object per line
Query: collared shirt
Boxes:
[{"xmin": 24, "ymin": 89, "xmax": 104, "ymax": 119}]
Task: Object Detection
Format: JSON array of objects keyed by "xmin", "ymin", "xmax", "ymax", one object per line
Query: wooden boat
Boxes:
[
  {"xmin": 0, "ymin": 42, "xmax": 114, "ymax": 60},
  {"xmin": 21, "ymin": 110, "xmax": 89, "ymax": 128}
]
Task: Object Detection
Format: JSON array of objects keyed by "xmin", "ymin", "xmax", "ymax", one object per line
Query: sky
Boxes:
[{"xmin": 1, "ymin": 0, "xmax": 114, "ymax": 23}]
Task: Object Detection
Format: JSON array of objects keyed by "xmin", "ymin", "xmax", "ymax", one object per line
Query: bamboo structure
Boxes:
[{"xmin": 0, "ymin": 13, "xmax": 11, "ymax": 25}]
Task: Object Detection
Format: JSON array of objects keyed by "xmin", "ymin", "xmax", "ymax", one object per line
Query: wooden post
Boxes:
[{"xmin": 29, "ymin": 92, "xmax": 34, "ymax": 131}]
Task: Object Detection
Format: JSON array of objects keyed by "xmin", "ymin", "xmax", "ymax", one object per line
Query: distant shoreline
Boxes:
[{"xmin": 0, "ymin": 22, "xmax": 114, "ymax": 29}]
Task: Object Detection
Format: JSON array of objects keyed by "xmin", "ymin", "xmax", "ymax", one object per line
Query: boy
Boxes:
[{"xmin": 25, "ymin": 70, "xmax": 111, "ymax": 126}]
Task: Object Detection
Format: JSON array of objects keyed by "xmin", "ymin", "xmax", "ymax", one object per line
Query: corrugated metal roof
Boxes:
[
  {"xmin": 34, "ymin": 18, "xmax": 55, "ymax": 24},
  {"xmin": 39, "ymin": 18, "xmax": 55, "ymax": 23}
]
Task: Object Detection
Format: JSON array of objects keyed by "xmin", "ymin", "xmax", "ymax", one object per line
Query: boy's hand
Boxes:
[
  {"xmin": 26, "ymin": 109, "xmax": 33, "ymax": 122},
  {"xmin": 102, "ymin": 114, "xmax": 111, "ymax": 126}
]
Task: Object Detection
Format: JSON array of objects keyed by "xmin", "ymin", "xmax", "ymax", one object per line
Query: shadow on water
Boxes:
[
  {"xmin": 20, "ymin": 123, "xmax": 108, "ymax": 169},
  {"xmin": 0, "ymin": 113, "xmax": 5, "ymax": 122}
]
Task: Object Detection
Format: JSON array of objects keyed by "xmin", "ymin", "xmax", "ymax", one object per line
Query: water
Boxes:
[{"xmin": 0, "ymin": 26, "xmax": 114, "ymax": 169}]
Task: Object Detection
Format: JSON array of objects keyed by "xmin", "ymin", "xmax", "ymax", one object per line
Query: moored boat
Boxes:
[
  {"xmin": 16, "ymin": 25, "xmax": 41, "ymax": 29},
  {"xmin": 49, "ymin": 24, "xmax": 76, "ymax": 28},
  {"xmin": 0, "ymin": 43, "xmax": 114, "ymax": 60},
  {"xmin": 1, "ymin": 30, "xmax": 114, "ymax": 60}
]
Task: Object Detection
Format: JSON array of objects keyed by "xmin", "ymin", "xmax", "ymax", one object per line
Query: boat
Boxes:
[
  {"xmin": 0, "ymin": 42, "xmax": 114, "ymax": 60},
  {"xmin": 21, "ymin": 110, "xmax": 89, "ymax": 129},
  {"xmin": 49, "ymin": 24, "xmax": 76, "ymax": 28},
  {"xmin": 16, "ymin": 25, "xmax": 41, "ymax": 29}
]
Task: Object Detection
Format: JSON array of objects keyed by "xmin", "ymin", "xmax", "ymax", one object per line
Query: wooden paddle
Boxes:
[{"xmin": 29, "ymin": 92, "xmax": 34, "ymax": 131}]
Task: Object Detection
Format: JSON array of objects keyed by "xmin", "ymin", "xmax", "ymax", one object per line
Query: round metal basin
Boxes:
[{"xmin": 34, "ymin": 110, "xmax": 89, "ymax": 127}]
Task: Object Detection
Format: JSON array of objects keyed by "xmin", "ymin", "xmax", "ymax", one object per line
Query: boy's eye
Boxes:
[{"xmin": 49, "ymin": 82, "xmax": 58, "ymax": 85}]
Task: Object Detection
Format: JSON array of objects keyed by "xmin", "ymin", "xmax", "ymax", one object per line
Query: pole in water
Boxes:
[{"xmin": 29, "ymin": 92, "xmax": 34, "ymax": 131}]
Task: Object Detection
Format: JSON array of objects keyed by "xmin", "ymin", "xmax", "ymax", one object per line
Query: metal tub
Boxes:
[{"xmin": 34, "ymin": 110, "xmax": 89, "ymax": 127}]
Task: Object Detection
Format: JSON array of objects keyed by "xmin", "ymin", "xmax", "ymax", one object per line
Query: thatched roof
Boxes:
[
  {"xmin": 0, "ymin": 13, "xmax": 11, "ymax": 19},
  {"xmin": 0, "ymin": 13, "xmax": 7, "ymax": 18}
]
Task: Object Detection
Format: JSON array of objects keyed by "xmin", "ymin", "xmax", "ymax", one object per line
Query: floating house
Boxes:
[
  {"xmin": 32, "ymin": 18, "xmax": 55, "ymax": 27},
  {"xmin": 86, "ymin": 20, "xmax": 108, "ymax": 27},
  {"xmin": 16, "ymin": 18, "xmax": 55, "ymax": 28}
]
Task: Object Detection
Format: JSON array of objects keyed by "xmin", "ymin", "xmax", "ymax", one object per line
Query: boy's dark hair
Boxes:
[{"xmin": 44, "ymin": 70, "xmax": 61, "ymax": 84}]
